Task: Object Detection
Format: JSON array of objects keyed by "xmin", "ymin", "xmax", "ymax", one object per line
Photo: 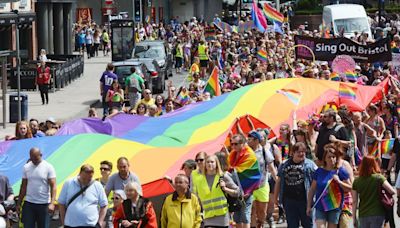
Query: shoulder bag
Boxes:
[
  {"xmin": 221, "ymin": 170, "xmax": 245, "ymax": 212},
  {"xmin": 66, "ymin": 181, "xmax": 94, "ymax": 210},
  {"xmin": 379, "ymin": 181, "xmax": 394, "ymax": 210}
]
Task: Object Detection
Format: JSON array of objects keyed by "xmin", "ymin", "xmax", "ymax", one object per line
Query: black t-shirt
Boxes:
[
  {"xmin": 393, "ymin": 138, "xmax": 400, "ymax": 172},
  {"xmin": 282, "ymin": 159, "xmax": 306, "ymax": 201},
  {"xmin": 316, "ymin": 123, "xmax": 349, "ymax": 160}
]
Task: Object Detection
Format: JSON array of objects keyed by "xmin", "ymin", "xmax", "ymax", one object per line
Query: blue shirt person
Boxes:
[{"xmin": 58, "ymin": 164, "xmax": 108, "ymax": 228}]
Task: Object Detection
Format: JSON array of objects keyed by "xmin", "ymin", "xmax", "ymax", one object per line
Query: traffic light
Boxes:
[{"xmin": 134, "ymin": 0, "xmax": 141, "ymax": 22}]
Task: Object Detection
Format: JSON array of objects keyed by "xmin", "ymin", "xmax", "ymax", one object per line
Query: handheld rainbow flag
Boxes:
[
  {"xmin": 251, "ymin": 1, "xmax": 268, "ymax": 32},
  {"xmin": 261, "ymin": 2, "xmax": 284, "ymax": 23},
  {"xmin": 369, "ymin": 141, "xmax": 380, "ymax": 158},
  {"xmin": 213, "ymin": 21, "xmax": 233, "ymax": 33},
  {"xmin": 228, "ymin": 145, "xmax": 262, "ymax": 195},
  {"xmin": 176, "ymin": 90, "xmax": 190, "ymax": 105},
  {"xmin": 330, "ymin": 72, "xmax": 340, "ymax": 81},
  {"xmin": 204, "ymin": 67, "xmax": 221, "ymax": 97},
  {"xmin": 345, "ymin": 70, "xmax": 358, "ymax": 82},
  {"xmin": 257, "ymin": 49, "xmax": 267, "ymax": 62},
  {"xmin": 381, "ymin": 139, "xmax": 395, "ymax": 155},
  {"xmin": 238, "ymin": 21, "xmax": 254, "ymax": 33},
  {"xmin": 277, "ymin": 89, "xmax": 302, "ymax": 106},
  {"xmin": 339, "ymin": 84, "xmax": 357, "ymax": 100},
  {"xmin": 320, "ymin": 179, "xmax": 343, "ymax": 211}
]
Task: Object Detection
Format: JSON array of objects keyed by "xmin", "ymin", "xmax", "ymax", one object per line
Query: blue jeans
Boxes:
[
  {"xmin": 359, "ymin": 216, "xmax": 385, "ymax": 228},
  {"xmin": 233, "ymin": 195, "xmax": 253, "ymax": 224},
  {"xmin": 283, "ymin": 198, "xmax": 313, "ymax": 228},
  {"xmin": 21, "ymin": 201, "xmax": 50, "ymax": 228}
]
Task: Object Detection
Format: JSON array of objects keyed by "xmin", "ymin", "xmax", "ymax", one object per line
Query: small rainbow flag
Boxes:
[
  {"xmin": 261, "ymin": 2, "xmax": 284, "ymax": 23},
  {"xmin": 257, "ymin": 49, "xmax": 267, "ymax": 62},
  {"xmin": 330, "ymin": 72, "xmax": 340, "ymax": 81},
  {"xmin": 320, "ymin": 179, "xmax": 343, "ymax": 211},
  {"xmin": 381, "ymin": 139, "xmax": 394, "ymax": 155},
  {"xmin": 228, "ymin": 145, "xmax": 262, "ymax": 195},
  {"xmin": 176, "ymin": 90, "xmax": 190, "ymax": 106},
  {"xmin": 277, "ymin": 89, "xmax": 302, "ymax": 106},
  {"xmin": 204, "ymin": 67, "xmax": 221, "ymax": 97},
  {"xmin": 369, "ymin": 141, "xmax": 380, "ymax": 159},
  {"xmin": 339, "ymin": 84, "xmax": 356, "ymax": 100},
  {"xmin": 345, "ymin": 70, "xmax": 358, "ymax": 81}
]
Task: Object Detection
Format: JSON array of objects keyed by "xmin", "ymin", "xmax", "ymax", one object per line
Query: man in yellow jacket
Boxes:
[{"xmin": 161, "ymin": 174, "xmax": 202, "ymax": 228}]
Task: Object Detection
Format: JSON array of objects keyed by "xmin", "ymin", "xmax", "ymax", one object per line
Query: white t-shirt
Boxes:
[
  {"xmin": 22, "ymin": 160, "xmax": 56, "ymax": 204},
  {"xmin": 396, "ymin": 172, "xmax": 400, "ymax": 189}
]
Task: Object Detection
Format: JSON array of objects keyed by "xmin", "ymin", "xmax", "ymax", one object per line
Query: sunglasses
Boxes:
[
  {"xmin": 100, "ymin": 167, "xmax": 110, "ymax": 171},
  {"xmin": 195, "ymin": 158, "xmax": 204, "ymax": 162},
  {"xmin": 230, "ymin": 142, "xmax": 240, "ymax": 146},
  {"xmin": 111, "ymin": 197, "xmax": 120, "ymax": 200}
]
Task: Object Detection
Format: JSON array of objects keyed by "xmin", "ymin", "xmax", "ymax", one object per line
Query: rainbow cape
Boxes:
[
  {"xmin": 261, "ymin": 2, "xmax": 284, "ymax": 23},
  {"xmin": 277, "ymin": 89, "xmax": 302, "ymax": 106},
  {"xmin": 257, "ymin": 49, "xmax": 267, "ymax": 62},
  {"xmin": 339, "ymin": 84, "xmax": 356, "ymax": 100},
  {"xmin": 369, "ymin": 141, "xmax": 380, "ymax": 158},
  {"xmin": 330, "ymin": 72, "xmax": 340, "ymax": 81},
  {"xmin": 381, "ymin": 139, "xmax": 394, "ymax": 155},
  {"xmin": 0, "ymin": 78, "xmax": 388, "ymax": 195},
  {"xmin": 344, "ymin": 70, "xmax": 358, "ymax": 82},
  {"xmin": 228, "ymin": 146, "xmax": 262, "ymax": 195},
  {"xmin": 320, "ymin": 179, "xmax": 343, "ymax": 211},
  {"xmin": 204, "ymin": 67, "xmax": 221, "ymax": 97}
]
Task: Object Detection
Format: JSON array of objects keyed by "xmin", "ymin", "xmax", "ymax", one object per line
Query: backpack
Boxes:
[{"xmin": 128, "ymin": 74, "xmax": 140, "ymax": 93}]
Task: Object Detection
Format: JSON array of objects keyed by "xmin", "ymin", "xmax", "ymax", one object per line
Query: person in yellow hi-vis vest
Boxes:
[
  {"xmin": 198, "ymin": 40, "xmax": 209, "ymax": 78},
  {"xmin": 175, "ymin": 40, "xmax": 184, "ymax": 73},
  {"xmin": 192, "ymin": 154, "xmax": 240, "ymax": 227}
]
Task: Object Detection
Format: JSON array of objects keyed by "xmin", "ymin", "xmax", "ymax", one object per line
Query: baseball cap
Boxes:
[
  {"xmin": 113, "ymin": 190, "xmax": 127, "ymax": 200},
  {"xmin": 46, "ymin": 117, "xmax": 56, "ymax": 124},
  {"xmin": 248, "ymin": 130, "xmax": 262, "ymax": 142}
]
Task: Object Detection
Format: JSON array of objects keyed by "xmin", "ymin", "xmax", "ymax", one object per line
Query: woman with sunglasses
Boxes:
[
  {"xmin": 136, "ymin": 103, "xmax": 148, "ymax": 116},
  {"xmin": 190, "ymin": 151, "xmax": 207, "ymax": 190},
  {"xmin": 105, "ymin": 190, "xmax": 126, "ymax": 228},
  {"xmin": 192, "ymin": 155, "xmax": 239, "ymax": 228}
]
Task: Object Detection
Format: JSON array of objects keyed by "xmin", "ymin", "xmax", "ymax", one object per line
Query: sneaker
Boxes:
[
  {"xmin": 277, "ymin": 215, "xmax": 284, "ymax": 224},
  {"xmin": 267, "ymin": 217, "xmax": 276, "ymax": 228}
]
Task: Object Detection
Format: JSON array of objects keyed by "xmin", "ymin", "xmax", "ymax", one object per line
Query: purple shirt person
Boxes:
[{"xmin": 100, "ymin": 63, "xmax": 118, "ymax": 116}]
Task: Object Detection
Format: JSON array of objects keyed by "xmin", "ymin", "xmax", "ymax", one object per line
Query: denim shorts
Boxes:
[
  {"xmin": 315, "ymin": 208, "xmax": 341, "ymax": 224},
  {"xmin": 233, "ymin": 195, "xmax": 253, "ymax": 224}
]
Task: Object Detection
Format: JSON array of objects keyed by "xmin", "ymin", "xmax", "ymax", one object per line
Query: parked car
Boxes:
[
  {"xmin": 113, "ymin": 60, "xmax": 152, "ymax": 93},
  {"xmin": 129, "ymin": 58, "xmax": 166, "ymax": 94},
  {"xmin": 133, "ymin": 40, "xmax": 173, "ymax": 79}
]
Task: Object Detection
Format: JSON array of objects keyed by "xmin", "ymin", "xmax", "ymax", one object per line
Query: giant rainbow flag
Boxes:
[{"xmin": 0, "ymin": 78, "xmax": 387, "ymax": 194}]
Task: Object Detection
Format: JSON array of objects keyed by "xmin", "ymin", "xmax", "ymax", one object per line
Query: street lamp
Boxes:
[{"xmin": 11, "ymin": 9, "xmax": 21, "ymax": 122}]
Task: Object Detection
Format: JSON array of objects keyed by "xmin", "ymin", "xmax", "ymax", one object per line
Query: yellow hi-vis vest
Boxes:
[
  {"xmin": 198, "ymin": 44, "xmax": 208, "ymax": 60},
  {"xmin": 194, "ymin": 174, "xmax": 228, "ymax": 219}
]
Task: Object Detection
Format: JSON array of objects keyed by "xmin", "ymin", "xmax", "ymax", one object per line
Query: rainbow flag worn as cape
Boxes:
[
  {"xmin": 339, "ymin": 84, "xmax": 356, "ymax": 100},
  {"xmin": 257, "ymin": 49, "xmax": 267, "ymax": 62},
  {"xmin": 381, "ymin": 139, "xmax": 394, "ymax": 155},
  {"xmin": 228, "ymin": 146, "xmax": 262, "ymax": 195},
  {"xmin": 330, "ymin": 72, "xmax": 340, "ymax": 81},
  {"xmin": 261, "ymin": 2, "xmax": 284, "ymax": 23},
  {"xmin": 277, "ymin": 89, "xmax": 302, "ymax": 106},
  {"xmin": 345, "ymin": 70, "xmax": 358, "ymax": 82},
  {"xmin": 204, "ymin": 67, "xmax": 221, "ymax": 97},
  {"xmin": 320, "ymin": 179, "xmax": 343, "ymax": 211}
]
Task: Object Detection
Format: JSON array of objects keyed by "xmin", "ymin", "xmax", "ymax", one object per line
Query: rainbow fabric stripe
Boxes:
[
  {"xmin": 204, "ymin": 67, "xmax": 221, "ymax": 97},
  {"xmin": 213, "ymin": 21, "xmax": 233, "ymax": 33},
  {"xmin": 0, "ymin": 78, "xmax": 388, "ymax": 195},
  {"xmin": 345, "ymin": 70, "xmax": 358, "ymax": 81},
  {"xmin": 257, "ymin": 49, "xmax": 267, "ymax": 62},
  {"xmin": 277, "ymin": 89, "xmax": 302, "ymax": 106},
  {"xmin": 330, "ymin": 72, "xmax": 340, "ymax": 81},
  {"xmin": 320, "ymin": 179, "xmax": 343, "ymax": 211},
  {"xmin": 228, "ymin": 146, "xmax": 262, "ymax": 195},
  {"xmin": 238, "ymin": 21, "xmax": 254, "ymax": 33},
  {"xmin": 339, "ymin": 84, "xmax": 356, "ymax": 100},
  {"xmin": 261, "ymin": 2, "xmax": 284, "ymax": 23},
  {"xmin": 381, "ymin": 139, "xmax": 395, "ymax": 155}
]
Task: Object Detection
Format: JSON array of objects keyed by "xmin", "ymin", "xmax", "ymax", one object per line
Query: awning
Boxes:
[{"xmin": 0, "ymin": 11, "xmax": 36, "ymax": 26}]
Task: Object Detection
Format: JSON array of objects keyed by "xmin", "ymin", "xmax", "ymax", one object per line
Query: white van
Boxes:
[{"xmin": 322, "ymin": 4, "xmax": 372, "ymax": 39}]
